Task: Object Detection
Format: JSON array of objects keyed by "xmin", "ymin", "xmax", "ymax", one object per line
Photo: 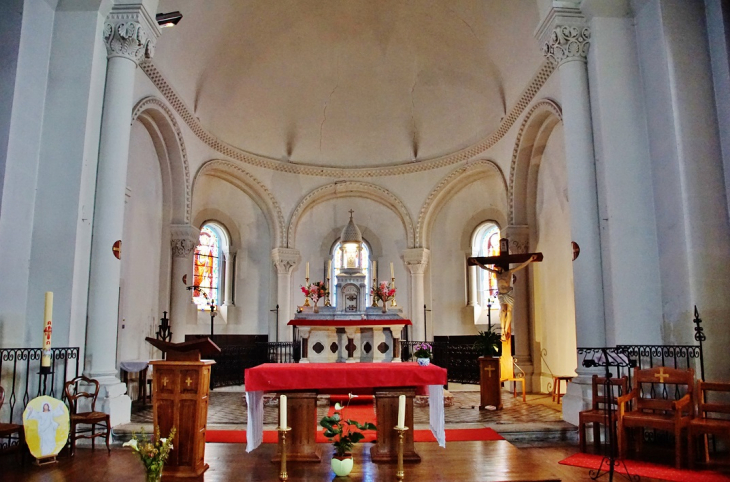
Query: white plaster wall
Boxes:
[
  {"xmin": 118, "ymin": 121, "xmax": 163, "ymax": 362},
  {"xmin": 428, "ymin": 174, "xmax": 508, "ymax": 336},
  {"xmin": 192, "ymin": 175, "xmax": 274, "ymax": 337},
  {"xmin": 531, "ymin": 125, "xmax": 577, "ymax": 392}
]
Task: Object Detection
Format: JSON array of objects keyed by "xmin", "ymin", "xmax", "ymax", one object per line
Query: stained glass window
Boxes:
[
  {"xmin": 474, "ymin": 222, "xmax": 500, "ymax": 307},
  {"xmin": 193, "ymin": 225, "xmax": 221, "ymax": 309},
  {"xmin": 331, "ymin": 241, "xmax": 371, "ymax": 307}
]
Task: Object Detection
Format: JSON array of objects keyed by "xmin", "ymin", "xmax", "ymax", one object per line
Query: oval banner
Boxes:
[{"xmin": 23, "ymin": 395, "xmax": 70, "ymax": 459}]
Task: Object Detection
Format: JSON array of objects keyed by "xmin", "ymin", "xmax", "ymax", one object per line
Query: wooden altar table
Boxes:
[{"xmin": 244, "ymin": 362, "xmax": 447, "ymax": 463}]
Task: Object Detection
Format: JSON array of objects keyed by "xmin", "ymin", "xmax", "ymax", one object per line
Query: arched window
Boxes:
[
  {"xmin": 330, "ymin": 240, "xmax": 371, "ymax": 307},
  {"xmin": 192, "ymin": 223, "xmax": 230, "ymax": 309},
  {"xmin": 472, "ymin": 222, "xmax": 500, "ymax": 307}
]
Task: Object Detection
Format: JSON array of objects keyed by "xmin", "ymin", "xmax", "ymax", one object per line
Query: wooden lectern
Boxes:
[
  {"xmin": 479, "ymin": 356, "xmax": 502, "ymax": 410},
  {"xmin": 146, "ymin": 337, "xmax": 221, "ymax": 478}
]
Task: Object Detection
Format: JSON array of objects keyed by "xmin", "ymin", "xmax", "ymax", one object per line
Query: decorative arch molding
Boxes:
[
  {"xmin": 194, "ymin": 160, "xmax": 286, "ymax": 248},
  {"xmin": 131, "ymin": 96, "xmax": 191, "ymax": 223},
  {"xmin": 416, "ymin": 159, "xmax": 506, "ymax": 249},
  {"xmin": 509, "ymin": 99, "xmax": 563, "ymax": 225},
  {"xmin": 288, "ymin": 182, "xmax": 415, "ymax": 249},
  {"xmin": 139, "ymin": 60, "xmax": 555, "ymax": 177}
]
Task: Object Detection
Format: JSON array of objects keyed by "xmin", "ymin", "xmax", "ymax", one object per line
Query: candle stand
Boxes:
[
  {"xmin": 390, "ymin": 277, "xmax": 398, "ymax": 307},
  {"xmin": 278, "ymin": 426, "xmax": 291, "ymax": 481},
  {"xmin": 394, "ymin": 426, "xmax": 408, "ymax": 481},
  {"xmin": 303, "ymin": 277, "xmax": 310, "ymax": 306}
]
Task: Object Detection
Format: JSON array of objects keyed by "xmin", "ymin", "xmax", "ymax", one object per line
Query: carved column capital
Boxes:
[
  {"xmin": 403, "ymin": 248, "xmax": 430, "ymax": 275},
  {"xmin": 543, "ymin": 25, "xmax": 591, "ymax": 66},
  {"xmin": 170, "ymin": 224, "xmax": 199, "ymax": 258},
  {"xmin": 271, "ymin": 248, "xmax": 300, "ymax": 275},
  {"xmin": 103, "ymin": 5, "xmax": 160, "ymax": 64}
]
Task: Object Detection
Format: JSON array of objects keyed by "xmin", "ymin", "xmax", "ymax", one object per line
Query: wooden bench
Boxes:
[
  {"xmin": 618, "ymin": 366, "xmax": 694, "ymax": 469},
  {"xmin": 688, "ymin": 381, "xmax": 730, "ymax": 469}
]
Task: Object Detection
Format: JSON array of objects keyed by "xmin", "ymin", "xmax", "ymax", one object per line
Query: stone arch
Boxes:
[
  {"xmin": 193, "ymin": 160, "xmax": 286, "ymax": 248},
  {"xmin": 288, "ymin": 182, "xmax": 415, "ymax": 249},
  {"xmin": 131, "ymin": 96, "xmax": 191, "ymax": 224},
  {"xmin": 416, "ymin": 159, "xmax": 507, "ymax": 249},
  {"xmin": 509, "ymin": 99, "xmax": 563, "ymax": 226}
]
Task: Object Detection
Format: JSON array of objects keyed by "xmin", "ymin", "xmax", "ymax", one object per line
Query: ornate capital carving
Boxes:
[
  {"xmin": 543, "ymin": 25, "xmax": 591, "ymax": 66},
  {"xmin": 272, "ymin": 248, "xmax": 300, "ymax": 275},
  {"xmin": 403, "ymin": 248, "xmax": 430, "ymax": 275},
  {"xmin": 170, "ymin": 224, "xmax": 199, "ymax": 259},
  {"xmin": 103, "ymin": 6, "xmax": 160, "ymax": 63}
]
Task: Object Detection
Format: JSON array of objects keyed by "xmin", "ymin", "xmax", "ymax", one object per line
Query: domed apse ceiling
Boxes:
[{"xmin": 153, "ymin": 0, "xmax": 543, "ymax": 168}]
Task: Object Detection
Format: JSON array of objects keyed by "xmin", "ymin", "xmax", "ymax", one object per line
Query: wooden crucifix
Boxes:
[{"xmin": 467, "ymin": 238, "xmax": 543, "ymax": 379}]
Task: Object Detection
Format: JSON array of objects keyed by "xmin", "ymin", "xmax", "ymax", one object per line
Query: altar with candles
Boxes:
[{"xmin": 292, "ymin": 211, "xmax": 410, "ymax": 363}]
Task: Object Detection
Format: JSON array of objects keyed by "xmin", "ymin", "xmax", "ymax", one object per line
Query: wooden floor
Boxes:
[{"xmin": 0, "ymin": 440, "xmax": 682, "ymax": 482}]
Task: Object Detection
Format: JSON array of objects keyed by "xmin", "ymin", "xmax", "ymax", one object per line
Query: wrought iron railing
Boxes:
[
  {"xmin": 206, "ymin": 342, "xmax": 298, "ymax": 388},
  {"xmin": 0, "ymin": 347, "xmax": 80, "ymax": 424},
  {"xmin": 401, "ymin": 340, "xmax": 481, "ymax": 384}
]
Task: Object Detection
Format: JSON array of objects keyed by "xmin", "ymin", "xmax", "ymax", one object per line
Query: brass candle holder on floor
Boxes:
[
  {"xmin": 394, "ymin": 426, "xmax": 408, "ymax": 481},
  {"xmin": 278, "ymin": 426, "xmax": 291, "ymax": 481}
]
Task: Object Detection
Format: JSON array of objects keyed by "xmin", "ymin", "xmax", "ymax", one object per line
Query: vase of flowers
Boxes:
[
  {"xmin": 413, "ymin": 342, "xmax": 432, "ymax": 366},
  {"xmin": 370, "ymin": 281, "xmax": 396, "ymax": 313},
  {"xmin": 320, "ymin": 394, "xmax": 376, "ymax": 477},
  {"xmin": 123, "ymin": 426, "xmax": 176, "ymax": 482},
  {"xmin": 301, "ymin": 281, "xmax": 328, "ymax": 313}
]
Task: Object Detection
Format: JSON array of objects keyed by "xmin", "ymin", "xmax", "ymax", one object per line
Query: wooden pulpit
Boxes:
[
  {"xmin": 146, "ymin": 337, "xmax": 221, "ymax": 478},
  {"xmin": 479, "ymin": 356, "xmax": 502, "ymax": 410}
]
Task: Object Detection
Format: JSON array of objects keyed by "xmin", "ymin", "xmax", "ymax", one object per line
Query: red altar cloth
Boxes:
[
  {"xmin": 244, "ymin": 362, "xmax": 446, "ymax": 392},
  {"xmin": 286, "ymin": 319, "xmax": 412, "ymax": 326}
]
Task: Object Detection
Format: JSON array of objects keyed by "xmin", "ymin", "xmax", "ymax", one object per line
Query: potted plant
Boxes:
[
  {"xmin": 413, "ymin": 342, "xmax": 433, "ymax": 366},
  {"xmin": 123, "ymin": 426, "xmax": 176, "ymax": 482},
  {"xmin": 473, "ymin": 326, "xmax": 502, "ymax": 358},
  {"xmin": 319, "ymin": 395, "xmax": 376, "ymax": 477}
]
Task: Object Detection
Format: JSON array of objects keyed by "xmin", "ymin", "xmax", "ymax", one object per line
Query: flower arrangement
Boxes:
[
  {"xmin": 370, "ymin": 281, "xmax": 396, "ymax": 302},
  {"xmin": 319, "ymin": 394, "xmax": 376, "ymax": 458},
  {"xmin": 413, "ymin": 342, "xmax": 432, "ymax": 359},
  {"xmin": 301, "ymin": 281, "xmax": 328, "ymax": 305},
  {"xmin": 123, "ymin": 426, "xmax": 176, "ymax": 481}
]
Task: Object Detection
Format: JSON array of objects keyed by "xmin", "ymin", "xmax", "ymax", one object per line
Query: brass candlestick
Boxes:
[
  {"xmin": 303, "ymin": 277, "xmax": 310, "ymax": 306},
  {"xmin": 394, "ymin": 426, "xmax": 408, "ymax": 481},
  {"xmin": 324, "ymin": 277, "xmax": 332, "ymax": 306},
  {"xmin": 390, "ymin": 277, "xmax": 398, "ymax": 307},
  {"xmin": 278, "ymin": 426, "xmax": 291, "ymax": 481},
  {"xmin": 371, "ymin": 279, "xmax": 379, "ymax": 307}
]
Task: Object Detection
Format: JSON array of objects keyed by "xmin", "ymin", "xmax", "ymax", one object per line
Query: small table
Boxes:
[
  {"xmin": 120, "ymin": 360, "xmax": 150, "ymax": 404},
  {"xmin": 552, "ymin": 376, "xmax": 573, "ymax": 404}
]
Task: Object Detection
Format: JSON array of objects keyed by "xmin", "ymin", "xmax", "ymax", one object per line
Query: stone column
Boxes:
[
  {"xmin": 403, "ymin": 248, "xmax": 429, "ymax": 341},
  {"xmin": 222, "ymin": 248, "xmax": 236, "ymax": 306},
  {"xmin": 169, "ymin": 224, "xmax": 199, "ymax": 343},
  {"xmin": 502, "ymin": 225, "xmax": 534, "ymax": 391},
  {"xmin": 84, "ymin": 5, "xmax": 159, "ymax": 426},
  {"xmin": 271, "ymin": 248, "xmax": 300, "ymax": 342}
]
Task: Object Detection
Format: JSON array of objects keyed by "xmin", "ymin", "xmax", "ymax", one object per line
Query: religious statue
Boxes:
[{"xmin": 472, "ymin": 254, "xmax": 539, "ymax": 340}]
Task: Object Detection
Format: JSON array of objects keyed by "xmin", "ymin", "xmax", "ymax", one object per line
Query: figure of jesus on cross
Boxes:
[{"xmin": 468, "ymin": 238, "xmax": 543, "ymax": 342}]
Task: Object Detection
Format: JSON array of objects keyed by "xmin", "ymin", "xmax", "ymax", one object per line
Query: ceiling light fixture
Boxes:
[{"xmin": 156, "ymin": 11, "xmax": 183, "ymax": 28}]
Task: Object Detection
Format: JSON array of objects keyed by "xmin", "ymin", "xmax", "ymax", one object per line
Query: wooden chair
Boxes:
[
  {"xmin": 64, "ymin": 376, "xmax": 110, "ymax": 456},
  {"xmin": 688, "ymin": 381, "xmax": 730, "ymax": 469},
  {"xmin": 500, "ymin": 357, "xmax": 526, "ymax": 403},
  {"xmin": 618, "ymin": 366, "xmax": 694, "ymax": 469},
  {"xmin": 578, "ymin": 375, "xmax": 628, "ymax": 452},
  {"xmin": 0, "ymin": 386, "xmax": 25, "ymax": 464},
  {"xmin": 552, "ymin": 376, "xmax": 573, "ymax": 404}
]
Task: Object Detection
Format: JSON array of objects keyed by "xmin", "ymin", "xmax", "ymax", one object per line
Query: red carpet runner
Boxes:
[
  {"xmin": 206, "ymin": 396, "xmax": 504, "ymax": 444},
  {"xmin": 559, "ymin": 453, "xmax": 730, "ymax": 482}
]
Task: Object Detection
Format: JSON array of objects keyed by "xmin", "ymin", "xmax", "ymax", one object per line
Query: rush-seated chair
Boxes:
[
  {"xmin": 0, "ymin": 386, "xmax": 25, "ymax": 464},
  {"xmin": 618, "ymin": 366, "xmax": 694, "ymax": 469},
  {"xmin": 578, "ymin": 375, "xmax": 628, "ymax": 452},
  {"xmin": 64, "ymin": 376, "xmax": 111, "ymax": 456},
  {"xmin": 688, "ymin": 381, "xmax": 730, "ymax": 469}
]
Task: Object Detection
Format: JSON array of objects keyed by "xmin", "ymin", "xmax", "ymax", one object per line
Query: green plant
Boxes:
[
  {"xmin": 123, "ymin": 426, "xmax": 176, "ymax": 478},
  {"xmin": 413, "ymin": 342, "xmax": 432, "ymax": 359},
  {"xmin": 319, "ymin": 395, "xmax": 376, "ymax": 457},
  {"xmin": 473, "ymin": 326, "xmax": 502, "ymax": 357}
]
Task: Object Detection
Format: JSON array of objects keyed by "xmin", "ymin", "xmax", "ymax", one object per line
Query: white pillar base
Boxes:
[
  {"xmin": 561, "ymin": 370, "xmax": 594, "ymax": 426},
  {"xmin": 95, "ymin": 376, "xmax": 132, "ymax": 427}
]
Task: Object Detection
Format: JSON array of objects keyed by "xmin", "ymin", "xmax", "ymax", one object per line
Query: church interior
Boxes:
[{"xmin": 2, "ymin": 0, "xmax": 730, "ymax": 480}]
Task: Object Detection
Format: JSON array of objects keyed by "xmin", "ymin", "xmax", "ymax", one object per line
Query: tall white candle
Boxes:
[
  {"xmin": 280, "ymin": 394, "xmax": 287, "ymax": 429},
  {"xmin": 390, "ymin": 262, "xmax": 394, "ymax": 279},
  {"xmin": 306, "ymin": 262, "xmax": 309, "ymax": 279},
  {"xmin": 397, "ymin": 394, "xmax": 405, "ymax": 429},
  {"xmin": 372, "ymin": 260, "xmax": 377, "ymax": 280},
  {"xmin": 328, "ymin": 259, "xmax": 332, "ymax": 277},
  {"xmin": 42, "ymin": 292, "xmax": 53, "ymax": 368}
]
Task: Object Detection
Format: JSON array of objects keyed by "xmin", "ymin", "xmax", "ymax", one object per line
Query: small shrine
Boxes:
[{"xmin": 289, "ymin": 211, "xmax": 411, "ymax": 363}]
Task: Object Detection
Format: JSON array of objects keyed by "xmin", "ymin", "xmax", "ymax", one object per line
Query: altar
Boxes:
[{"xmin": 288, "ymin": 307, "xmax": 411, "ymax": 363}]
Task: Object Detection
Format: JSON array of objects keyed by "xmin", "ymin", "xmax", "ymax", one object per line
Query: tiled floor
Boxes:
[{"xmin": 129, "ymin": 386, "xmax": 568, "ymax": 431}]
